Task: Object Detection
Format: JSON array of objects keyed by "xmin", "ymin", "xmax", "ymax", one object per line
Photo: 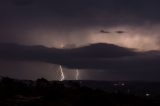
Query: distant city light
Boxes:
[{"xmin": 145, "ymin": 93, "xmax": 150, "ymax": 97}]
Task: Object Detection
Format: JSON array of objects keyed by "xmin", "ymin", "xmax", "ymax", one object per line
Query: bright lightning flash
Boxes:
[
  {"xmin": 76, "ymin": 69, "xmax": 79, "ymax": 80},
  {"xmin": 59, "ymin": 43, "xmax": 65, "ymax": 81},
  {"xmin": 59, "ymin": 65, "xmax": 65, "ymax": 81}
]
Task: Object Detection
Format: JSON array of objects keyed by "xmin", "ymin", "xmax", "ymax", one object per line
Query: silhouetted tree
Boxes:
[
  {"xmin": 0, "ymin": 77, "xmax": 15, "ymax": 97},
  {"xmin": 36, "ymin": 78, "xmax": 49, "ymax": 87}
]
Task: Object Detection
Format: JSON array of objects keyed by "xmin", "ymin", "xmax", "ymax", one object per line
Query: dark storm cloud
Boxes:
[
  {"xmin": 0, "ymin": 43, "xmax": 136, "ymax": 61},
  {"xmin": 1, "ymin": 0, "xmax": 160, "ymax": 49},
  {"xmin": 32, "ymin": 0, "xmax": 160, "ymax": 24},
  {"xmin": 2, "ymin": 0, "xmax": 160, "ymax": 27},
  {"xmin": 0, "ymin": 43, "xmax": 159, "ymax": 71},
  {"xmin": 12, "ymin": 0, "xmax": 34, "ymax": 6}
]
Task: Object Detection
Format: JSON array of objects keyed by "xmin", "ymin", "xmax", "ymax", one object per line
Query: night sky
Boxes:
[{"xmin": 0, "ymin": 0, "xmax": 160, "ymax": 81}]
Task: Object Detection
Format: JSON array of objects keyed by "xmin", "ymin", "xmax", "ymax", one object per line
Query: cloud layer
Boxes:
[{"xmin": 1, "ymin": 0, "xmax": 160, "ymax": 50}]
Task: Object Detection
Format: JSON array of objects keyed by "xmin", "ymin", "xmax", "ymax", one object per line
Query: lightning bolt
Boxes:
[
  {"xmin": 58, "ymin": 43, "xmax": 65, "ymax": 81},
  {"xmin": 76, "ymin": 69, "xmax": 79, "ymax": 80},
  {"xmin": 59, "ymin": 65, "xmax": 65, "ymax": 81},
  {"xmin": 59, "ymin": 43, "xmax": 80, "ymax": 81}
]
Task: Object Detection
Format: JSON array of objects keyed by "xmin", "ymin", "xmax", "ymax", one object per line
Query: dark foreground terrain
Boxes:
[{"xmin": 0, "ymin": 77, "xmax": 160, "ymax": 106}]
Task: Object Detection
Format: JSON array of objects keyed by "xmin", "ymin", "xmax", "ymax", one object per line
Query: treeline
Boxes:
[{"xmin": 0, "ymin": 77, "xmax": 159, "ymax": 106}]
